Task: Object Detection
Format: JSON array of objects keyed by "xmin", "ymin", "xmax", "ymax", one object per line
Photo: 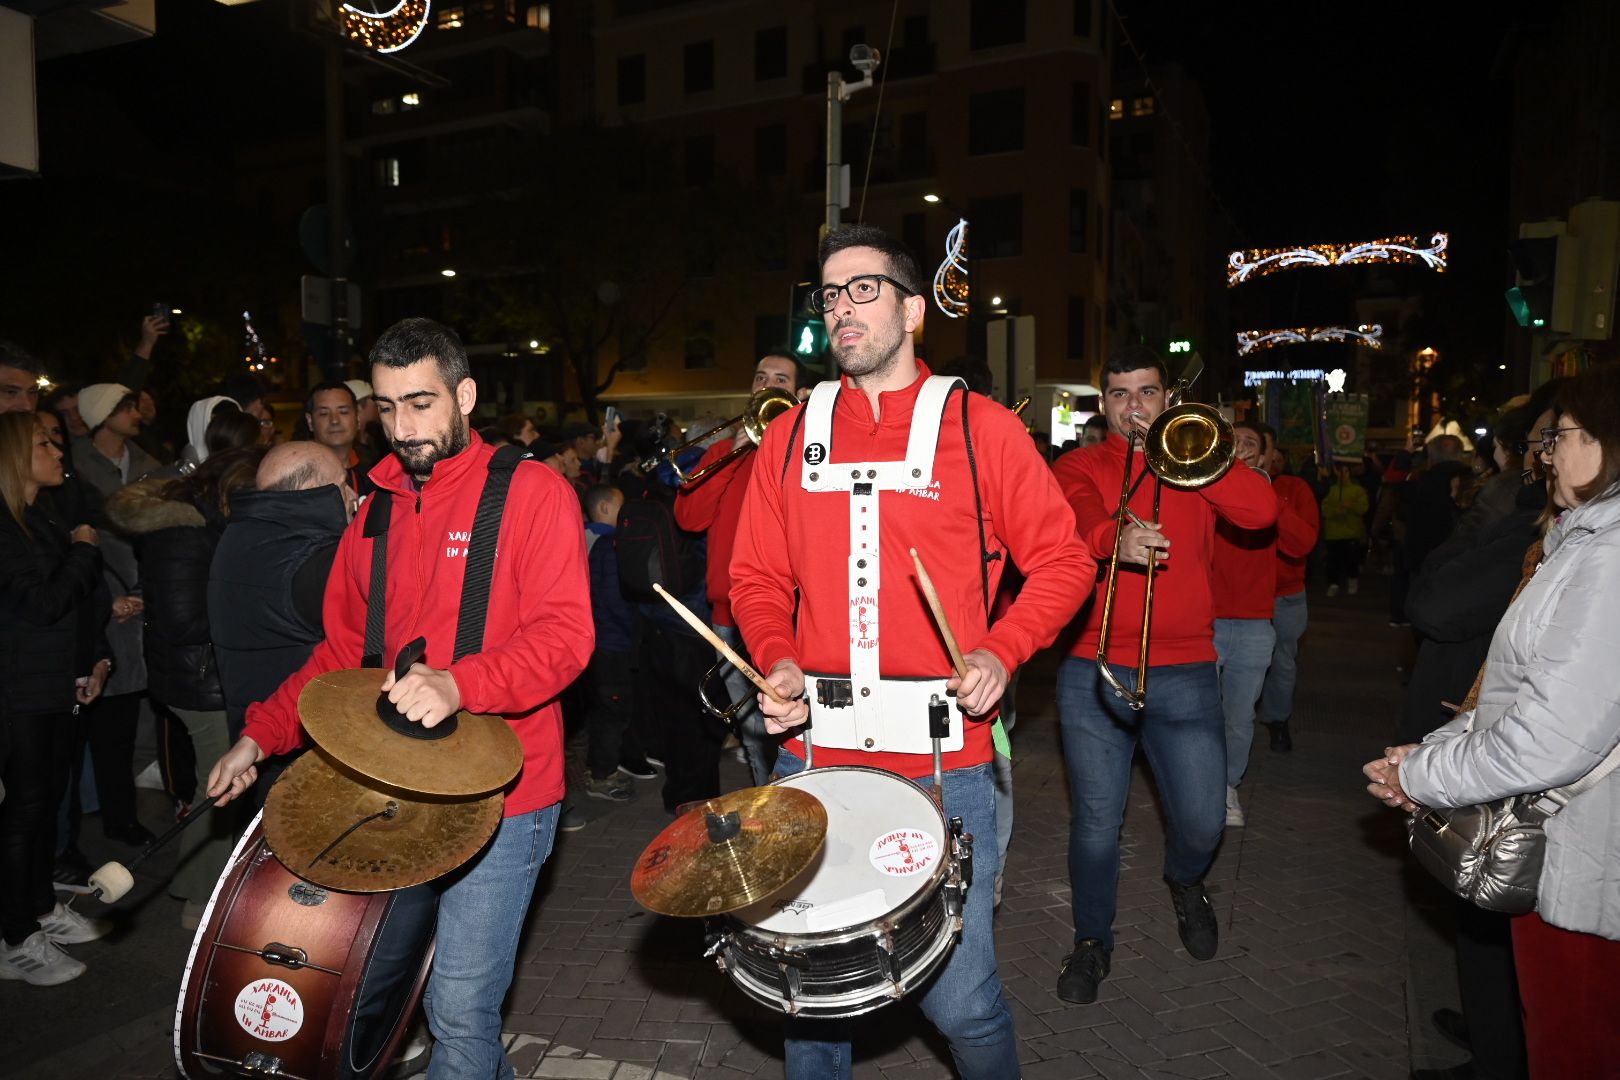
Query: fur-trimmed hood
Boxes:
[{"xmin": 104, "ymin": 477, "xmax": 207, "ymax": 535}]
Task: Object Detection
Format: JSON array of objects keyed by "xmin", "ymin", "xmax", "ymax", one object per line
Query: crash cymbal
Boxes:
[
  {"xmin": 297, "ymin": 668, "xmax": 524, "ymax": 796},
  {"xmin": 264, "ymin": 749, "xmax": 503, "ymax": 892},
  {"xmin": 631, "ymin": 786, "xmax": 827, "ymax": 918}
]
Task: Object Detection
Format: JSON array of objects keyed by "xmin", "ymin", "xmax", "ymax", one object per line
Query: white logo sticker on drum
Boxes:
[
  {"xmin": 234, "ymin": 978, "xmax": 305, "ymax": 1043},
  {"xmin": 869, "ymin": 828, "xmax": 939, "ymax": 877}
]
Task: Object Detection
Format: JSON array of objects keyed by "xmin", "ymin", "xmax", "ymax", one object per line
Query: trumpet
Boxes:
[
  {"xmin": 1094, "ymin": 384, "xmax": 1235, "ymax": 710},
  {"xmin": 641, "ymin": 387, "xmax": 798, "ymax": 485}
]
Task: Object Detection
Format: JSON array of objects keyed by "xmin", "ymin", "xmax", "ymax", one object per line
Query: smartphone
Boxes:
[
  {"xmin": 603, "ymin": 406, "xmax": 620, "ymax": 435},
  {"xmin": 149, "ymin": 301, "xmax": 171, "ymax": 325}
]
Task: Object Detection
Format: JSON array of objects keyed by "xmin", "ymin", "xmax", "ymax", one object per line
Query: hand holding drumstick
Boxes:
[
  {"xmin": 910, "ymin": 549, "xmax": 1007, "ymax": 717},
  {"xmin": 650, "ymin": 584, "xmax": 808, "ymax": 733}
]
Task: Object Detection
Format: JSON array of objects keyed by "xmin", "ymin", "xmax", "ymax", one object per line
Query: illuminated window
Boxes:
[
  {"xmin": 437, "ymin": 6, "xmax": 465, "ymax": 30},
  {"xmin": 376, "ymin": 158, "xmax": 402, "ymax": 188},
  {"xmin": 525, "ymin": 3, "xmax": 550, "ymax": 30},
  {"xmin": 401, "ymin": 92, "xmax": 423, "ymax": 110},
  {"xmin": 1108, "ymin": 98, "xmax": 1123, "ymax": 121},
  {"xmin": 372, "ymin": 98, "xmax": 397, "ymax": 116},
  {"xmin": 1131, "ymin": 95, "xmax": 1154, "ymax": 117}
]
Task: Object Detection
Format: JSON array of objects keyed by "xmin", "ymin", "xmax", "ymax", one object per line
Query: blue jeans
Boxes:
[
  {"xmin": 425, "ymin": 804, "xmax": 559, "ymax": 1080},
  {"xmin": 715, "ymin": 623, "xmax": 775, "ymax": 786},
  {"xmin": 774, "ymin": 753, "xmax": 1018, "ymax": 1080},
  {"xmin": 1056, "ymin": 658, "xmax": 1224, "ymax": 948},
  {"xmin": 1259, "ymin": 592, "xmax": 1308, "ymax": 726},
  {"xmin": 1213, "ymin": 619, "xmax": 1277, "ymax": 787}
]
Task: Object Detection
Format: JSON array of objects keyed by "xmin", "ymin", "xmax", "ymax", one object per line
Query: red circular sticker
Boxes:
[
  {"xmin": 234, "ymin": 978, "xmax": 305, "ymax": 1043},
  {"xmin": 869, "ymin": 828, "xmax": 939, "ymax": 877}
]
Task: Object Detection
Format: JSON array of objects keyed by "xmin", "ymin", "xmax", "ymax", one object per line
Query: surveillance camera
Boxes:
[{"xmin": 849, "ymin": 43, "xmax": 880, "ymax": 76}]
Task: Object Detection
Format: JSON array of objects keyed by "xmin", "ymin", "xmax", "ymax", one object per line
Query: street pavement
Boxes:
[{"xmin": 3, "ymin": 578, "xmax": 1466, "ymax": 1079}]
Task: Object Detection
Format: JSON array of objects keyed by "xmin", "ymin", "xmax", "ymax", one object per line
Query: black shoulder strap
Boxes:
[
  {"xmin": 958, "ymin": 388, "xmax": 993, "ymax": 618},
  {"xmin": 778, "ymin": 405, "xmax": 808, "ymax": 488},
  {"xmin": 453, "ymin": 444, "xmax": 532, "ymax": 662},
  {"xmin": 361, "ymin": 492, "xmax": 393, "ymax": 668}
]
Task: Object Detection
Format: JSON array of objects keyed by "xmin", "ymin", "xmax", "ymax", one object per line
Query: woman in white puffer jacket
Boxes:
[{"xmin": 1365, "ymin": 365, "xmax": 1620, "ymax": 1079}]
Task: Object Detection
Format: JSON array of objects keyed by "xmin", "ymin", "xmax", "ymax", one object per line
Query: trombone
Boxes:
[
  {"xmin": 1095, "ymin": 376, "xmax": 1235, "ymax": 710},
  {"xmin": 641, "ymin": 387, "xmax": 798, "ymax": 485}
]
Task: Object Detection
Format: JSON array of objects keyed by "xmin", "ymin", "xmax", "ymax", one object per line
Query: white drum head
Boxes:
[{"xmin": 733, "ymin": 767, "xmax": 945, "ymax": 935}]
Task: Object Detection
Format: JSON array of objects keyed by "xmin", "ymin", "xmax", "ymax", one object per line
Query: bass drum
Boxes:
[{"xmin": 175, "ymin": 813, "xmax": 437, "ymax": 1079}]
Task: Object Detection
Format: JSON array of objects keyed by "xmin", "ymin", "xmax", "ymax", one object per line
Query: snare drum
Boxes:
[
  {"xmin": 175, "ymin": 814, "xmax": 437, "ymax": 1079},
  {"xmin": 714, "ymin": 766, "xmax": 971, "ymax": 1018}
]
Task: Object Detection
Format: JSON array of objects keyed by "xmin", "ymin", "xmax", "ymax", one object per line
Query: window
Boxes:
[
  {"xmin": 1071, "ymin": 82, "xmax": 1090, "ymax": 146},
  {"xmin": 685, "ymin": 321, "xmax": 717, "ymax": 370},
  {"xmin": 968, "ymin": 195, "xmax": 1023, "ymax": 258},
  {"xmin": 754, "ymin": 26, "xmax": 787, "ymax": 81},
  {"xmin": 1068, "ymin": 189, "xmax": 1088, "ymax": 253},
  {"xmin": 684, "ymin": 134, "xmax": 715, "ymax": 186},
  {"xmin": 1131, "ymin": 95, "xmax": 1155, "ymax": 117},
  {"xmin": 969, "ymin": 0, "xmax": 1024, "ymax": 50},
  {"xmin": 371, "ymin": 97, "xmax": 397, "ymax": 116},
  {"xmin": 685, "ymin": 40, "xmax": 715, "ymax": 94},
  {"xmin": 898, "ymin": 112, "xmax": 927, "ymax": 172},
  {"xmin": 375, "ymin": 157, "xmax": 401, "ymax": 188},
  {"xmin": 754, "ymin": 123, "xmax": 787, "ymax": 177},
  {"xmin": 436, "ymin": 6, "xmax": 465, "ymax": 29},
  {"xmin": 1108, "ymin": 98, "xmax": 1124, "ymax": 121},
  {"xmin": 967, "ymin": 88, "xmax": 1024, "ymax": 155},
  {"xmin": 617, "ymin": 54, "xmax": 646, "ymax": 106},
  {"xmin": 1074, "ymin": 0, "xmax": 1093, "ymax": 36},
  {"xmin": 524, "ymin": 2, "xmax": 549, "ymax": 29},
  {"xmin": 1067, "ymin": 297, "xmax": 1086, "ymax": 361},
  {"xmin": 903, "ymin": 13, "xmax": 928, "ymax": 47},
  {"xmin": 901, "ymin": 212, "xmax": 926, "ymax": 261},
  {"xmin": 755, "ymin": 314, "xmax": 783, "ymax": 360}
]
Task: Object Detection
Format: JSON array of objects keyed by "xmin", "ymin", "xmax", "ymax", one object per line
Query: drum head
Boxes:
[{"xmin": 732, "ymin": 766, "xmax": 946, "ymax": 935}]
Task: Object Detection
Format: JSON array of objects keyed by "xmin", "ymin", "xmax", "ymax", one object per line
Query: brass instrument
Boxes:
[
  {"xmin": 643, "ymin": 387, "xmax": 798, "ymax": 485},
  {"xmin": 1095, "ymin": 374, "xmax": 1235, "ymax": 710}
]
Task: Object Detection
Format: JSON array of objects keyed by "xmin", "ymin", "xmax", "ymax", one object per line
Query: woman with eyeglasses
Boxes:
[{"xmin": 1365, "ymin": 364, "xmax": 1620, "ymax": 1078}]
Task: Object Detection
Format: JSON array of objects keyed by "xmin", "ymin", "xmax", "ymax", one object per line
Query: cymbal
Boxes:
[
  {"xmin": 264, "ymin": 749, "xmax": 502, "ymax": 892},
  {"xmin": 631, "ymin": 786, "xmax": 827, "ymax": 918},
  {"xmin": 298, "ymin": 668, "xmax": 524, "ymax": 796}
]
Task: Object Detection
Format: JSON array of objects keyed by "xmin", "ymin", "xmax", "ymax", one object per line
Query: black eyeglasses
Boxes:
[
  {"xmin": 1539, "ymin": 426, "xmax": 1584, "ymax": 453},
  {"xmin": 808, "ymin": 274, "xmax": 915, "ymax": 314}
]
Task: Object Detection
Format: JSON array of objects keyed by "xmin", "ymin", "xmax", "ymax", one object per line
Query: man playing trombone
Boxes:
[{"xmin": 1051, "ymin": 347, "xmax": 1276, "ymax": 1005}]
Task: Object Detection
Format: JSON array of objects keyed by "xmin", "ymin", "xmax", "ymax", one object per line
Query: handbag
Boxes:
[{"xmin": 1407, "ymin": 737, "xmax": 1620, "ymax": 914}]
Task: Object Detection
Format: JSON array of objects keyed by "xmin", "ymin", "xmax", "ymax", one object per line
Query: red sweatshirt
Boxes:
[
  {"xmin": 1272, "ymin": 473, "xmax": 1320, "ymax": 598},
  {"xmin": 242, "ymin": 434, "xmax": 593, "ymax": 817},
  {"xmin": 1054, "ymin": 433, "xmax": 1276, "ymax": 665},
  {"xmin": 673, "ymin": 438, "xmax": 753, "ymax": 627},
  {"xmin": 1213, "ymin": 466, "xmax": 1321, "ymax": 618},
  {"xmin": 731, "ymin": 365, "xmax": 1095, "ymax": 775}
]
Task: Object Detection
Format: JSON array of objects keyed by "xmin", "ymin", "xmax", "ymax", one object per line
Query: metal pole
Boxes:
[
  {"xmin": 824, "ymin": 72, "xmax": 843, "ymax": 235},
  {"xmin": 325, "ymin": 35, "xmax": 348, "ymax": 383}
]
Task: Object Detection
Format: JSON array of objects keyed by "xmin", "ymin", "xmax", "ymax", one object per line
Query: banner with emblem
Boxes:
[{"xmin": 1323, "ymin": 394, "xmax": 1369, "ymax": 464}]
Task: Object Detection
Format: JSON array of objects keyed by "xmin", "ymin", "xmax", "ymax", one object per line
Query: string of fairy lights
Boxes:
[
  {"xmin": 932, "ymin": 218, "xmax": 970, "ymax": 319},
  {"xmin": 339, "ymin": 0, "xmax": 432, "ymax": 55},
  {"xmin": 1227, "ymin": 232, "xmax": 1449, "ymax": 287},
  {"xmin": 1236, "ymin": 324, "xmax": 1384, "ymax": 356}
]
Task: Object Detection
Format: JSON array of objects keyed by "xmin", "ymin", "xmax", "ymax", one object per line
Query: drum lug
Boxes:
[
  {"xmin": 259, "ymin": 941, "xmax": 311, "ymax": 970},
  {"xmin": 950, "ymin": 816, "xmax": 974, "ymax": 888},
  {"xmin": 875, "ymin": 924, "xmax": 903, "ymax": 991},
  {"xmin": 240, "ymin": 1050, "xmax": 284, "ymax": 1074}
]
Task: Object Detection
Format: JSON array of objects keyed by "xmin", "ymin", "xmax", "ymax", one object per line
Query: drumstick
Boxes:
[
  {"xmin": 652, "ymin": 583, "xmax": 789, "ymax": 705},
  {"xmin": 910, "ymin": 548, "xmax": 969, "ymax": 679}
]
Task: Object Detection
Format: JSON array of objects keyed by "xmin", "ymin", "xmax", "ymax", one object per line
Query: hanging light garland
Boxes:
[
  {"xmin": 1235, "ymin": 324, "xmax": 1384, "ymax": 356},
  {"xmin": 932, "ymin": 218, "xmax": 970, "ymax": 319},
  {"xmin": 339, "ymin": 1, "xmax": 432, "ymax": 54},
  {"xmin": 1227, "ymin": 233, "xmax": 1448, "ymax": 287}
]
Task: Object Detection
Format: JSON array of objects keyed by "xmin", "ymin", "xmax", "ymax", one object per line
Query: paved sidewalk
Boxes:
[{"xmin": 6, "ymin": 584, "xmax": 1444, "ymax": 1079}]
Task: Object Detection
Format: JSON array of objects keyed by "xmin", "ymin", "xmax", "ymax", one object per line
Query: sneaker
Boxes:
[
  {"xmin": 1225, "ymin": 786, "xmax": 1245, "ymax": 827},
  {"xmin": 1055, "ymin": 939, "xmax": 1111, "ymax": 1004},
  {"xmin": 1266, "ymin": 721, "xmax": 1293, "ymax": 753},
  {"xmin": 52, "ymin": 848, "xmax": 91, "ymax": 888},
  {"xmin": 1168, "ymin": 879, "xmax": 1218, "ymax": 960},
  {"xmin": 616, "ymin": 756, "xmax": 658, "ymax": 781},
  {"xmin": 39, "ymin": 901, "xmax": 111, "ymax": 945},
  {"xmin": 1326, "ymin": 584, "xmax": 1340, "ymax": 597},
  {"xmin": 558, "ymin": 807, "xmax": 587, "ymax": 833},
  {"xmin": 585, "ymin": 773, "xmax": 632, "ymax": 802},
  {"xmin": 1347, "ymin": 578, "xmax": 1360, "ymax": 595},
  {"xmin": 0, "ymin": 930, "xmax": 86, "ymax": 986}
]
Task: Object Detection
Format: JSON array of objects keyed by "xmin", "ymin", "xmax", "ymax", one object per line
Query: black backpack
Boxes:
[{"xmin": 615, "ymin": 489, "xmax": 701, "ymax": 601}]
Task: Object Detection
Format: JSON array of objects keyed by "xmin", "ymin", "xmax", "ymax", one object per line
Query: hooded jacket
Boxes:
[
  {"xmin": 0, "ymin": 498, "xmax": 108, "ymax": 717},
  {"xmin": 1400, "ymin": 487, "xmax": 1620, "ymax": 939},
  {"xmin": 182, "ymin": 396, "xmax": 239, "ymax": 466},
  {"xmin": 242, "ymin": 434, "xmax": 593, "ymax": 817},
  {"xmin": 105, "ymin": 477, "xmax": 227, "ymax": 712}
]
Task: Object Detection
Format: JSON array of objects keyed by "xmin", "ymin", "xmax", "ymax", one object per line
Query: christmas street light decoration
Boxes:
[
  {"xmin": 340, "ymin": 0, "xmax": 431, "ymax": 54},
  {"xmin": 932, "ymin": 218, "xmax": 970, "ymax": 319},
  {"xmin": 1227, "ymin": 233, "xmax": 1448, "ymax": 287},
  {"xmin": 1235, "ymin": 323, "xmax": 1384, "ymax": 356}
]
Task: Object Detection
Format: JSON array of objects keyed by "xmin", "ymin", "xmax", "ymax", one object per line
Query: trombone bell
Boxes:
[{"xmin": 646, "ymin": 387, "xmax": 799, "ymax": 485}]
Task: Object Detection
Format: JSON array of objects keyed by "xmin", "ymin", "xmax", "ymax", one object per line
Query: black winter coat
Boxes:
[
  {"xmin": 0, "ymin": 498, "xmax": 108, "ymax": 717},
  {"xmin": 105, "ymin": 479, "xmax": 227, "ymax": 712}
]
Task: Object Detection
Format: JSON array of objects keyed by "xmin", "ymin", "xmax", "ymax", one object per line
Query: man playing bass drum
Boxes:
[
  {"xmin": 1050, "ymin": 347, "xmax": 1276, "ymax": 1005},
  {"xmin": 731, "ymin": 224, "xmax": 1095, "ymax": 1079}
]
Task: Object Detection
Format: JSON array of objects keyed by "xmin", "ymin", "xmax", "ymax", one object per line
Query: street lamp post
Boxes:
[{"xmin": 824, "ymin": 45, "xmax": 880, "ymax": 235}]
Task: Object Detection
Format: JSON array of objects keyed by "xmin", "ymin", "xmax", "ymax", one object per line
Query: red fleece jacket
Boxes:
[
  {"xmin": 242, "ymin": 434, "xmax": 593, "ymax": 817},
  {"xmin": 673, "ymin": 439, "xmax": 754, "ymax": 627},
  {"xmin": 1054, "ymin": 433, "xmax": 1276, "ymax": 664},
  {"xmin": 731, "ymin": 365, "xmax": 1095, "ymax": 775},
  {"xmin": 1213, "ymin": 467, "xmax": 1321, "ymax": 618},
  {"xmin": 1272, "ymin": 473, "xmax": 1320, "ymax": 598}
]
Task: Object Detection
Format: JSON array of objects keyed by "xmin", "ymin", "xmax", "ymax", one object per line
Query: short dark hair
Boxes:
[
  {"xmin": 1102, "ymin": 346, "xmax": 1169, "ymax": 390},
  {"xmin": 1082, "ymin": 414, "xmax": 1109, "ymax": 432},
  {"xmin": 1555, "ymin": 364, "xmax": 1620, "ymax": 504},
  {"xmin": 759, "ymin": 347, "xmax": 807, "ymax": 391},
  {"xmin": 370, "ymin": 318, "xmax": 471, "ymax": 392},
  {"xmin": 0, "ymin": 339, "xmax": 42, "ymax": 376},
  {"xmin": 583, "ymin": 484, "xmax": 620, "ymax": 520},
  {"xmin": 1233, "ymin": 419, "xmax": 1265, "ymax": 441},
  {"xmin": 304, "ymin": 380, "xmax": 356, "ymax": 417},
  {"xmin": 497, "ymin": 413, "xmax": 534, "ymax": 441},
  {"xmin": 818, "ymin": 224, "xmax": 926, "ymax": 297}
]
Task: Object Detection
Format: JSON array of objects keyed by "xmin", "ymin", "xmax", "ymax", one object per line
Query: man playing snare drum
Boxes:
[{"xmin": 731, "ymin": 224, "xmax": 1094, "ymax": 1078}]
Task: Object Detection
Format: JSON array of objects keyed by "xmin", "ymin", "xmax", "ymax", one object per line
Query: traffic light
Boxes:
[
  {"xmin": 788, "ymin": 281, "xmax": 828, "ymax": 359},
  {"xmin": 1506, "ymin": 236, "xmax": 1558, "ymax": 329}
]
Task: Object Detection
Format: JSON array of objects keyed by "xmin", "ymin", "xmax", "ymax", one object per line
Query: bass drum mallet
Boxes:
[{"xmin": 85, "ymin": 797, "xmax": 224, "ymax": 903}]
